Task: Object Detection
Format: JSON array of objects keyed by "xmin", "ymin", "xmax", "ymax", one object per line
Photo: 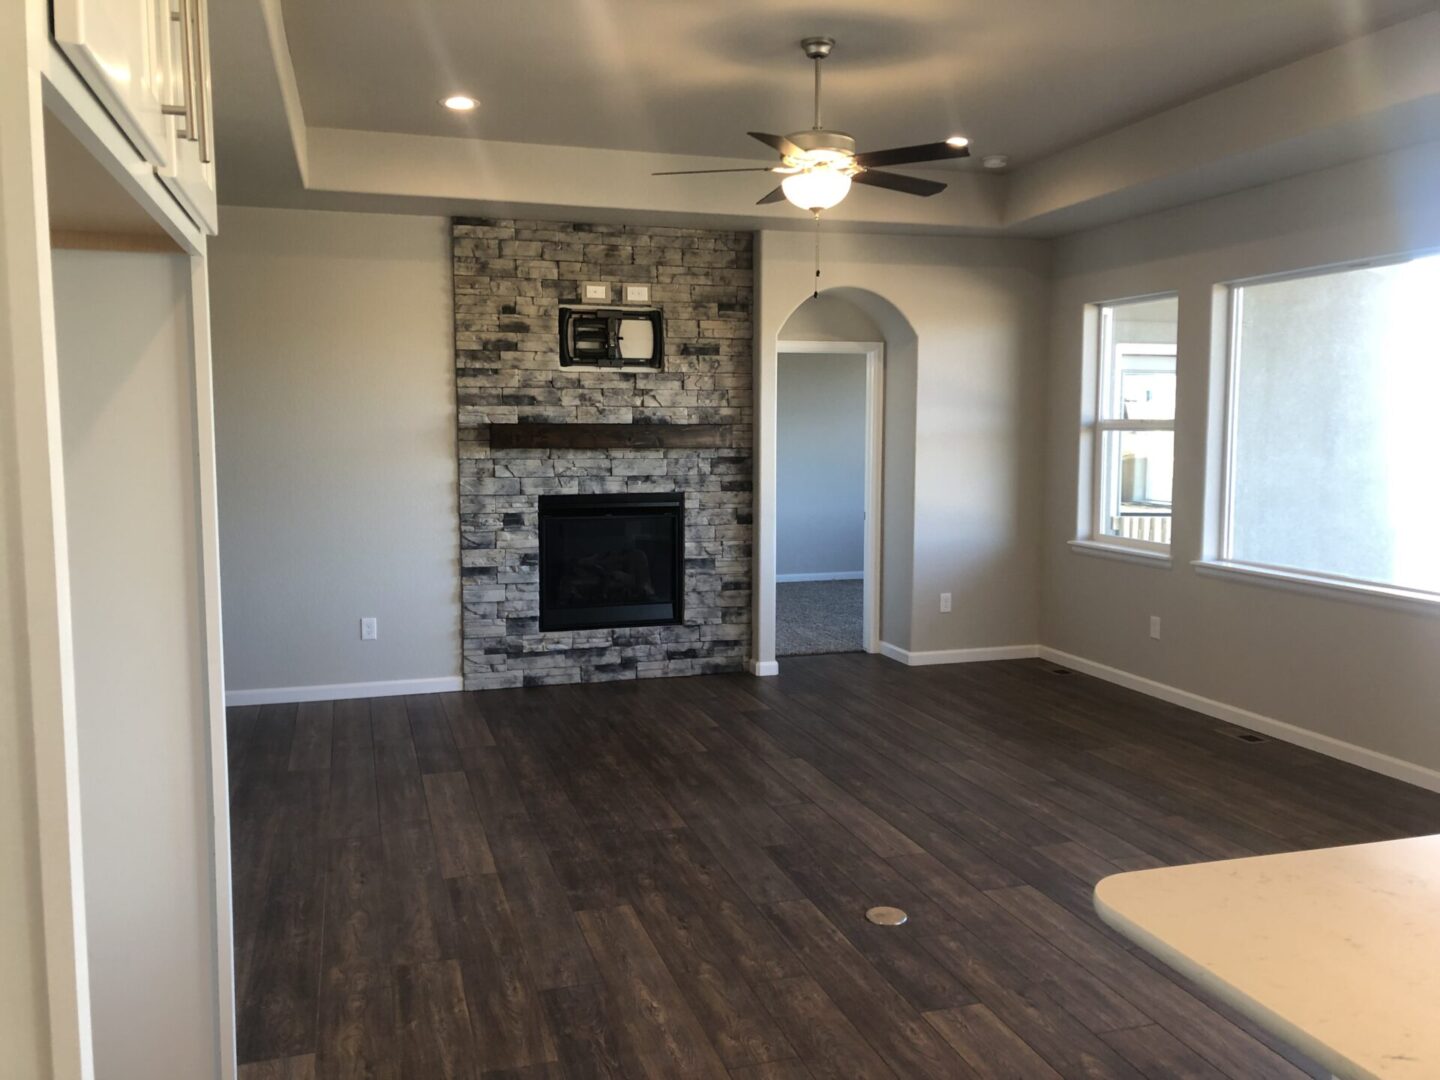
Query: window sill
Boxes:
[
  {"xmin": 1192, "ymin": 560, "xmax": 1440, "ymax": 616},
  {"xmin": 1068, "ymin": 540, "xmax": 1173, "ymax": 568}
]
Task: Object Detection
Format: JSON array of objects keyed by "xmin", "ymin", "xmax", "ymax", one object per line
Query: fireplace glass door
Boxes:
[{"xmin": 538, "ymin": 493, "xmax": 684, "ymax": 631}]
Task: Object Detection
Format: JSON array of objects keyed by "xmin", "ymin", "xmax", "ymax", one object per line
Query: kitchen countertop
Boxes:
[{"xmin": 1094, "ymin": 834, "xmax": 1440, "ymax": 1080}]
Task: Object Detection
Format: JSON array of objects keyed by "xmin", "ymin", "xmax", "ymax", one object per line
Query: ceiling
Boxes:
[
  {"xmin": 210, "ymin": 0, "xmax": 1440, "ymax": 236},
  {"xmin": 278, "ymin": 0, "xmax": 1433, "ymax": 166}
]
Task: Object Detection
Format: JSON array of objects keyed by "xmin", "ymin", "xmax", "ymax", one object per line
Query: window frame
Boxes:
[
  {"xmin": 1210, "ymin": 254, "xmax": 1440, "ymax": 607},
  {"xmin": 1085, "ymin": 299, "xmax": 1178, "ymax": 557}
]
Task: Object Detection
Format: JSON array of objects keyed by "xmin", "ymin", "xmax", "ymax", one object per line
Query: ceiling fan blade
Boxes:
[
  {"xmin": 652, "ymin": 166, "xmax": 778, "ymax": 175},
  {"xmin": 748, "ymin": 131, "xmax": 802, "ymax": 158},
  {"xmin": 853, "ymin": 141, "xmax": 971, "ymax": 169},
  {"xmin": 853, "ymin": 169, "xmax": 948, "ymax": 197},
  {"xmin": 756, "ymin": 185, "xmax": 788, "ymax": 205}
]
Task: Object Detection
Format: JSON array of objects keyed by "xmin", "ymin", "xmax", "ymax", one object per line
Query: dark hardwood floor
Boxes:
[{"xmin": 229, "ymin": 655, "xmax": 1440, "ymax": 1079}]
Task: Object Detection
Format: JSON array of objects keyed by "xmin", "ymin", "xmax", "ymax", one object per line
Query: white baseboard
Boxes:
[
  {"xmin": 748, "ymin": 659, "xmax": 780, "ymax": 677},
  {"xmin": 1038, "ymin": 646, "xmax": 1440, "ymax": 795},
  {"xmin": 776, "ymin": 571, "xmax": 865, "ymax": 583},
  {"xmin": 878, "ymin": 642, "xmax": 1040, "ymax": 666},
  {"xmin": 225, "ymin": 676, "xmax": 464, "ymax": 707}
]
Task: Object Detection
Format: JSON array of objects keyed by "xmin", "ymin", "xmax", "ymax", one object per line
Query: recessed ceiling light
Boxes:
[
  {"xmin": 945, "ymin": 135, "xmax": 970, "ymax": 148},
  {"xmin": 441, "ymin": 95, "xmax": 479, "ymax": 112}
]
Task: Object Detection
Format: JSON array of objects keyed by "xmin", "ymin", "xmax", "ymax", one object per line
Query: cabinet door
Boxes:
[
  {"xmin": 53, "ymin": 0, "xmax": 174, "ymax": 169},
  {"xmin": 156, "ymin": 0, "xmax": 217, "ymax": 234}
]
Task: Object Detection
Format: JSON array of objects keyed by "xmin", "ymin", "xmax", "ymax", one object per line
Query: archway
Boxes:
[{"xmin": 754, "ymin": 286, "xmax": 919, "ymax": 672}]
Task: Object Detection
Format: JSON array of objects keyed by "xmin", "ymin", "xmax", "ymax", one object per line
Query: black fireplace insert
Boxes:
[{"xmin": 538, "ymin": 492, "xmax": 684, "ymax": 632}]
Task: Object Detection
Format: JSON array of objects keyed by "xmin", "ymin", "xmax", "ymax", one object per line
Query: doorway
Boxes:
[{"xmin": 774, "ymin": 340, "xmax": 883, "ymax": 656}]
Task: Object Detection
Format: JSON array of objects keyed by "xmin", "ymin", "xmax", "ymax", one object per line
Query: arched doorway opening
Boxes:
[{"xmin": 757, "ymin": 288, "xmax": 918, "ymax": 671}]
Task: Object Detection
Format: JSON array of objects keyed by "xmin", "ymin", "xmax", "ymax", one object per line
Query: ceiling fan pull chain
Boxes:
[{"xmin": 813, "ymin": 210, "xmax": 822, "ymax": 298}]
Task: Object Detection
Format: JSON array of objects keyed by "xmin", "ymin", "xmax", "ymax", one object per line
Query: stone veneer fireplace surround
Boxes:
[{"xmin": 452, "ymin": 218, "xmax": 754, "ymax": 689}]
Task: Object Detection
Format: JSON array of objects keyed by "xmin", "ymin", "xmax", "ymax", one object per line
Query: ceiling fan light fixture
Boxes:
[
  {"xmin": 789, "ymin": 146, "xmax": 853, "ymax": 169},
  {"xmin": 781, "ymin": 167, "xmax": 852, "ymax": 211},
  {"xmin": 441, "ymin": 94, "xmax": 480, "ymax": 111},
  {"xmin": 653, "ymin": 38, "xmax": 958, "ymax": 208}
]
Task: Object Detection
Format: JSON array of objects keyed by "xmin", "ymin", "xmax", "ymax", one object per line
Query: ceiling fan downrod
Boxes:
[{"xmin": 802, "ymin": 36, "xmax": 834, "ymax": 131}]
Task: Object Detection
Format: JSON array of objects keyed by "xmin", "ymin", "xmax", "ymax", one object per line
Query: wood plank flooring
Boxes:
[{"xmin": 231, "ymin": 655, "xmax": 1440, "ymax": 1079}]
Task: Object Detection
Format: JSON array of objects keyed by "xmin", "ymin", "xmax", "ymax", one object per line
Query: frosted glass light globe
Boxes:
[{"xmin": 781, "ymin": 168, "xmax": 852, "ymax": 211}]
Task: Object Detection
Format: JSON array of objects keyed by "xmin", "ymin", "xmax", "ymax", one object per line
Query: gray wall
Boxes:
[
  {"xmin": 779, "ymin": 293, "xmax": 883, "ymax": 342},
  {"xmin": 54, "ymin": 250, "xmax": 218, "ymax": 1080},
  {"xmin": 1042, "ymin": 140, "xmax": 1440, "ymax": 774},
  {"xmin": 205, "ymin": 144, "xmax": 1440, "ymax": 784},
  {"xmin": 757, "ymin": 233, "xmax": 1051, "ymax": 657},
  {"xmin": 777, "ymin": 352, "xmax": 867, "ymax": 579},
  {"xmin": 210, "ymin": 206, "xmax": 459, "ymax": 693}
]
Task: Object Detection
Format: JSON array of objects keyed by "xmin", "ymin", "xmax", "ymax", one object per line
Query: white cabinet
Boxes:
[
  {"xmin": 53, "ymin": 0, "xmax": 218, "ymax": 235},
  {"xmin": 156, "ymin": 0, "xmax": 218, "ymax": 233},
  {"xmin": 52, "ymin": 0, "xmax": 173, "ymax": 169},
  {"xmin": 8, "ymin": 2, "xmax": 228, "ymax": 1074}
]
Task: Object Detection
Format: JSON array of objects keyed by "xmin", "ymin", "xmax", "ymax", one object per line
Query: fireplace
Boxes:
[
  {"xmin": 538, "ymin": 492, "xmax": 685, "ymax": 632},
  {"xmin": 454, "ymin": 218, "xmax": 752, "ymax": 689}
]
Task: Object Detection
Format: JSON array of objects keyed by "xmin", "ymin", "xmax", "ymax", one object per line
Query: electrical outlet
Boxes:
[
  {"xmin": 361, "ymin": 617, "xmax": 378, "ymax": 641},
  {"xmin": 582, "ymin": 281, "xmax": 610, "ymax": 302},
  {"xmin": 1149, "ymin": 615, "xmax": 1161, "ymax": 640},
  {"xmin": 940, "ymin": 592, "xmax": 953, "ymax": 613}
]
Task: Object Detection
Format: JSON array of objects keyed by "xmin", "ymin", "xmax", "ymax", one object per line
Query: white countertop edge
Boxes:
[{"xmin": 1093, "ymin": 876, "xmax": 1377, "ymax": 1080}]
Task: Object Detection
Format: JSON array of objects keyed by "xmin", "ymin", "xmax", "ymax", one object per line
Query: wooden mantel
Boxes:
[{"xmin": 485, "ymin": 423, "xmax": 731, "ymax": 450}]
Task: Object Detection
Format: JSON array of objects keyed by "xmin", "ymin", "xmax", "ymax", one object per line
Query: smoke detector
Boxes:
[{"xmin": 982, "ymin": 154, "xmax": 1010, "ymax": 171}]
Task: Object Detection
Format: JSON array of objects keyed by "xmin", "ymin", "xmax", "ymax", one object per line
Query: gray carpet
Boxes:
[{"xmin": 776, "ymin": 579, "xmax": 864, "ymax": 657}]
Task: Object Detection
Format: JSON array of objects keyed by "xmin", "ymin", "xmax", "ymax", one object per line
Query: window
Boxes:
[
  {"xmin": 1219, "ymin": 254, "xmax": 1440, "ymax": 597},
  {"xmin": 1087, "ymin": 296, "xmax": 1178, "ymax": 551}
]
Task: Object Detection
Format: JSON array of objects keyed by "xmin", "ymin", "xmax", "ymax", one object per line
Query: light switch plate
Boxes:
[
  {"xmin": 582, "ymin": 281, "xmax": 610, "ymax": 302},
  {"xmin": 624, "ymin": 284, "xmax": 651, "ymax": 303}
]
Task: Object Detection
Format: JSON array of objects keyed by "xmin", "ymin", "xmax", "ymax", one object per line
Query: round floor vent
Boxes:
[{"xmin": 865, "ymin": 906, "xmax": 909, "ymax": 926}]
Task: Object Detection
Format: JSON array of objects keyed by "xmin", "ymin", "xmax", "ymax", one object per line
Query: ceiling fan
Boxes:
[{"xmin": 654, "ymin": 36, "xmax": 971, "ymax": 212}]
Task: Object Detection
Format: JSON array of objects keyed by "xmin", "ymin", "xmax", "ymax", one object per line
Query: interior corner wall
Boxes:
[
  {"xmin": 209, "ymin": 206, "xmax": 459, "ymax": 694},
  {"xmin": 1041, "ymin": 140, "xmax": 1440, "ymax": 776},
  {"xmin": 756, "ymin": 230, "xmax": 1051, "ymax": 659}
]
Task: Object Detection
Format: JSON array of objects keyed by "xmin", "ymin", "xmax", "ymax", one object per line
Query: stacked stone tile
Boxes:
[{"xmin": 452, "ymin": 218, "xmax": 754, "ymax": 689}]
